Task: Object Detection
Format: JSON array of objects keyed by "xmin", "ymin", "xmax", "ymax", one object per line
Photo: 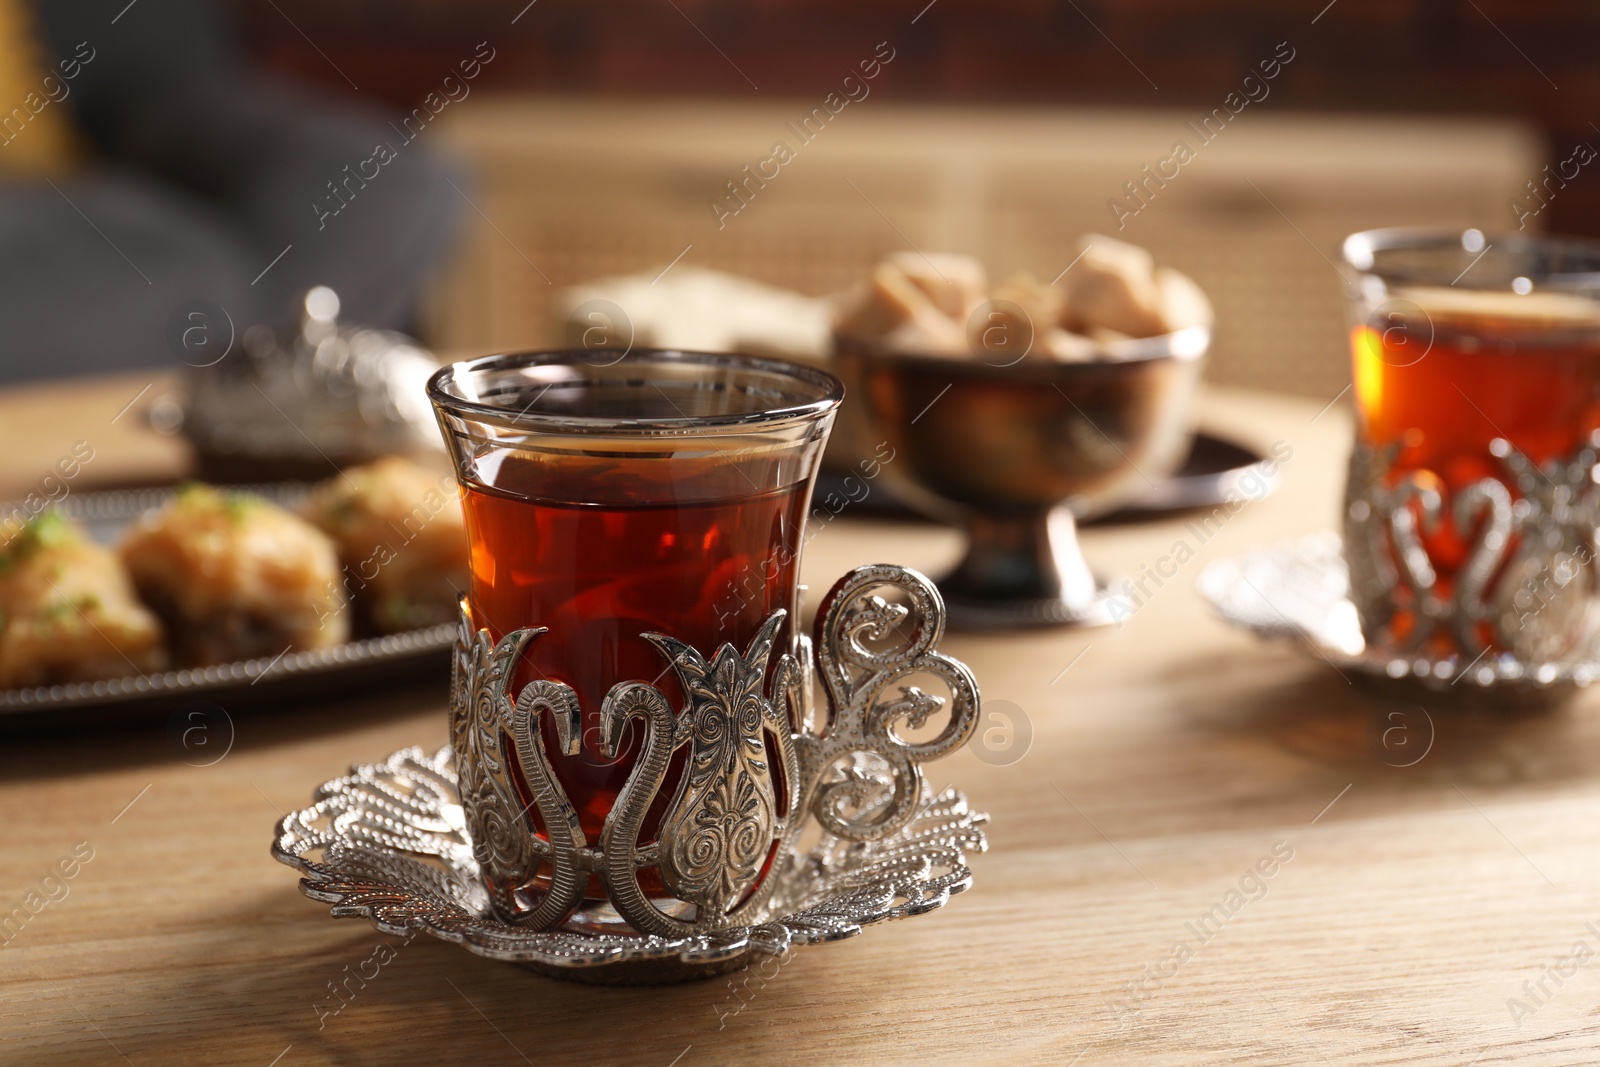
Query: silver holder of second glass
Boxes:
[
  {"xmin": 1196, "ymin": 436, "xmax": 1600, "ymax": 708},
  {"xmin": 1343, "ymin": 436, "xmax": 1600, "ymax": 664},
  {"xmin": 274, "ymin": 563, "xmax": 987, "ymax": 983}
]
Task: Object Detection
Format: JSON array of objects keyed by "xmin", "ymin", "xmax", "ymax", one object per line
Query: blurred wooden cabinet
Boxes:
[{"xmin": 430, "ymin": 100, "xmax": 1537, "ymax": 399}]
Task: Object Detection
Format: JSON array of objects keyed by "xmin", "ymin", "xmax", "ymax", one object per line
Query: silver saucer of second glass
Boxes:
[{"xmin": 1198, "ymin": 533, "xmax": 1600, "ymax": 709}]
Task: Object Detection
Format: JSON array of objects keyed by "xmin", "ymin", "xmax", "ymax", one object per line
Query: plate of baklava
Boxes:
[{"xmin": 0, "ymin": 456, "xmax": 466, "ymax": 720}]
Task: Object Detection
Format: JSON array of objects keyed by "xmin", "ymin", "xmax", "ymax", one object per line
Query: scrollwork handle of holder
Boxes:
[
  {"xmin": 449, "ymin": 564, "xmax": 981, "ymax": 936},
  {"xmin": 799, "ymin": 564, "xmax": 980, "ymax": 843}
]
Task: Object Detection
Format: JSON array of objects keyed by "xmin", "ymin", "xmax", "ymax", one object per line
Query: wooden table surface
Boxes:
[{"xmin": 5, "ymin": 374, "xmax": 1600, "ymax": 1066}]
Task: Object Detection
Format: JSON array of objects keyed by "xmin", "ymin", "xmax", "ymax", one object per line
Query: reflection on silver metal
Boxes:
[
  {"xmin": 1343, "ymin": 437, "xmax": 1599, "ymax": 662},
  {"xmin": 1198, "ymin": 533, "xmax": 1600, "ymax": 708},
  {"xmin": 274, "ymin": 564, "xmax": 987, "ymax": 982}
]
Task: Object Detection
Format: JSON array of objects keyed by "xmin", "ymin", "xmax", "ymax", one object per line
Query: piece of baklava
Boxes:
[
  {"xmin": 0, "ymin": 511, "xmax": 167, "ymax": 688},
  {"xmin": 119, "ymin": 485, "xmax": 347, "ymax": 666},
  {"xmin": 301, "ymin": 457, "xmax": 468, "ymax": 633}
]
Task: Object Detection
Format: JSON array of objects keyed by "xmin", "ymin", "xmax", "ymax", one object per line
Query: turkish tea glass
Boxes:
[
  {"xmin": 1339, "ymin": 228, "xmax": 1600, "ymax": 665},
  {"xmin": 429, "ymin": 349, "xmax": 841, "ymax": 914}
]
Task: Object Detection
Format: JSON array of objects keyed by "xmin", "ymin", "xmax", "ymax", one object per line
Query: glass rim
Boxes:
[
  {"xmin": 1341, "ymin": 227, "xmax": 1600, "ymax": 291},
  {"xmin": 428, "ymin": 348, "xmax": 845, "ymax": 435}
]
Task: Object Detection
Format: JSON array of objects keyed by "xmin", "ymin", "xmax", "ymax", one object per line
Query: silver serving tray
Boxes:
[{"xmin": 0, "ymin": 484, "xmax": 454, "ymax": 720}]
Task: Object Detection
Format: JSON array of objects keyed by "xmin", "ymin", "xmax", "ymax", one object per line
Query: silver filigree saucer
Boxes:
[
  {"xmin": 272, "ymin": 745, "xmax": 986, "ymax": 984},
  {"xmin": 1198, "ymin": 533, "xmax": 1600, "ymax": 708}
]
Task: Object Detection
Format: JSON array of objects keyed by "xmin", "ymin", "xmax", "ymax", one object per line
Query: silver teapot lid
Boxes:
[{"xmin": 179, "ymin": 287, "xmax": 442, "ymax": 464}]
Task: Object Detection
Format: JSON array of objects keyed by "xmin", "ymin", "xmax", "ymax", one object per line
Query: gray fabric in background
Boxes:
[{"xmin": 0, "ymin": 0, "xmax": 465, "ymax": 383}]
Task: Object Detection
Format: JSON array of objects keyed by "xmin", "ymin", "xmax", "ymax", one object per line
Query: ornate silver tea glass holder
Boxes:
[
  {"xmin": 1344, "ymin": 436, "xmax": 1600, "ymax": 664},
  {"xmin": 273, "ymin": 564, "xmax": 988, "ymax": 983},
  {"xmin": 1199, "ymin": 434, "xmax": 1600, "ymax": 709}
]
